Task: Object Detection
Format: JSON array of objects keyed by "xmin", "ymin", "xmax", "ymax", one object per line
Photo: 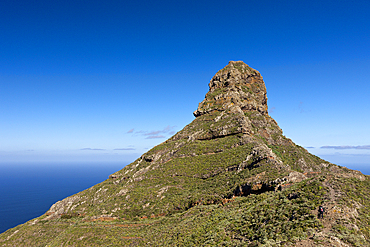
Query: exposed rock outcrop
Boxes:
[
  {"xmin": 194, "ymin": 61, "xmax": 268, "ymax": 117},
  {"xmin": 1, "ymin": 61, "xmax": 369, "ymax": 247}
]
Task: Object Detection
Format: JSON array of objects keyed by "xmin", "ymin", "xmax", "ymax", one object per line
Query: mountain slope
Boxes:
[{"xmin": 1, "ymin": 61, "xmax": 370, "ymax": 246}]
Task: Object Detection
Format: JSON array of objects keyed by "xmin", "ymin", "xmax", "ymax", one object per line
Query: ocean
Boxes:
[
  {"xmin": 0, "ymin": 162, "xmax": 126, "ymax": 234},
  {"xmin": 335, "ymin": 163, "xmax": 370, "ymax": 176},
  {"xmin": 0, "ymin": 161, "xmax": 369, "ymax": 234}
]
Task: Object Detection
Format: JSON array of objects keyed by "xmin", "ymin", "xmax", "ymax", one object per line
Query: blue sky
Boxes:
[{"xmin": 1, "ymin": 0, "xmax": 369, "ymax": 168}]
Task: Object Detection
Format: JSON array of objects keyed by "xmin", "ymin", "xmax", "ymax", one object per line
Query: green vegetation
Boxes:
[
  {"xmin": 1, "ymin": 61, "xmax": 370, "ymax": 246},
  {"xmin": 1, "ymin": 177, "xmax": 332, "ymax": 246}
]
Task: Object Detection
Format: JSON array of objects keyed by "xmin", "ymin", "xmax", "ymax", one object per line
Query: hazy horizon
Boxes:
[{"xmin": 1, "ymin": 0, "xmax": 369, "ymax": 166}]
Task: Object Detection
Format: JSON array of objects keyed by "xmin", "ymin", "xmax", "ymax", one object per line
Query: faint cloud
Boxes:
[
  {"xmin": 163, "ymin": 125, "xmax": 174, "ymax": 132},
  {"xmin": 135, "ymin": 125, "xmax": 176, "ymax": 139},
  {"xmin": 127, "ymin": 128, "xmax": 134, "ymax": 133},
  {"xmin": 80, "ymin": 148, "xmax": 106, "ymax": 151},
  {"xmin": 321, "ymin": 145, "xmax": 370, "ymax": 150},
  {"xmin": 146, "ymin": 135, "xmax": 165, "ymax": 139},
  {"xmin": 349, "ymin": 153, "xmax": 370, "ymax": 156},
  {"xmin": 144, "ymin": 130, "xmax": 161, "ymax": 136},
  {"xmin": 305, "ymin": 146, "xmax": 315, "ymax": 149},
  {"xmin": 269, "ymin": 106, "xmax": 276, "ymax": 114},
  {"xmin": 114, "ymin": 148, "xmax": 135, "ymax": 150},
  {"xmin": 298, "ymin": 101, "xmax": 310, "ymax": 113}
]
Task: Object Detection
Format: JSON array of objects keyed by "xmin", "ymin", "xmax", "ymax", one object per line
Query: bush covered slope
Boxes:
[{"xmin": 1, "ymin": 61, "xmax": 369, "ymax": 246}]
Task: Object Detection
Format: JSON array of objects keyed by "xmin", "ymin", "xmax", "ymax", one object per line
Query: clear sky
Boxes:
[{"xmin": 1, "ymin": 0, "xmax": 369, "ymax": 168}]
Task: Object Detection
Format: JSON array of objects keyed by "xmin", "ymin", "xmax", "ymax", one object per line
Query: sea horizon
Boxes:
[
  {"xmin": 1, "ymin": 160, "xmax": 369, "ymax": 234},
  {"xmin": 0, "ymin": 161, "xmax": 127, "ymax": 234}
]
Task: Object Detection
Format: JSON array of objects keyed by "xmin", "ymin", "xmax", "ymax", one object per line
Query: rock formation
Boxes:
[{"xmin": 1, "ymin": 61, "xmax": 370, "ymax": 246}]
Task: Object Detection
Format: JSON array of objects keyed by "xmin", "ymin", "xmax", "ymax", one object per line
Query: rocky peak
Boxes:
[
  {"xmin": 2, "ymin": 61, "xmax": 370, "ymax": 246},
  {"xmin": 194, "ymin": 61, "xmax": 268, "ymax": 117}
]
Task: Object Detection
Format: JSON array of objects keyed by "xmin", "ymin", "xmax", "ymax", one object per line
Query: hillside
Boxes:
[{"xmin": 1, "ymin": 61, "xmax": 370, "ymax": 246}]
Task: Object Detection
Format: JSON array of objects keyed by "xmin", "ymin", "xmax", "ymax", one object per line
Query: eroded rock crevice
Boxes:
[{"xmin": 233, "ymin": 182, "xmax": 276, "ymax": 196}]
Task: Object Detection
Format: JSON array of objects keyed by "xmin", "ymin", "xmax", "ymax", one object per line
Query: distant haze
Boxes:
[{"xmin": 1, "ymin": 0, "xmax": 369, "ymax": 166}]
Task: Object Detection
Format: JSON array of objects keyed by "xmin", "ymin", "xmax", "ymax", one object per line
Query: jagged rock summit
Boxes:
[
  {"xmin": 1, "ymin": 62, "xmax": 370, "ymax": 246},
  {"xmin": 194, "ymin": 61, "xmax": 268, "ymax": 117}
]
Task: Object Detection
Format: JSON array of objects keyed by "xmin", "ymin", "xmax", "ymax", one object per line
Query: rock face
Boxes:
[
  {"xmin": 1, "ymin": 61, "xmax": 370, "ymax": 247},
  {"xmin": 194, "ymin": 61, "xmax": 268, "ymax": 117}
]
